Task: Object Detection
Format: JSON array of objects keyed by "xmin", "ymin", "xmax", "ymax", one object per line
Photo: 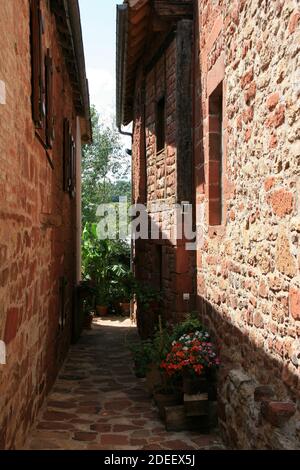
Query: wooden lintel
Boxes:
[{"xmin": 154, "ymin": 1, "xmax": 193, "ymax": 18}]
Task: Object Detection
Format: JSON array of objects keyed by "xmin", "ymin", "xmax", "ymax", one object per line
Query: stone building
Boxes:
[
  {"xmin": 0, "ymin": 0, "xmax": 91, "ymax": 448},
  {"xmin": 116, "ymin": 0, "xmax": 300, "ymax": 449},
  {"xmin": 117, "ymin": 0, "xmax": 196, "ymax": 335}
]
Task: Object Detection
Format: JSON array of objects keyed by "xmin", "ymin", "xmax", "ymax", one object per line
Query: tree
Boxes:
[{"xmin": 81, "ymin": 106, "xmax": 131, "ymax": 226}]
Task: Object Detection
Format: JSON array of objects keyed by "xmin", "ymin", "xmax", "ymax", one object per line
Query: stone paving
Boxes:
[{"xmin": 24, "ymin": 317, "xmax": 226, "ymax": 450}]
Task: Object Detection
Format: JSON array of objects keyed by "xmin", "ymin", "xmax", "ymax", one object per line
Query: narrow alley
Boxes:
[
  {"xmin": 1, "ymin": 0, "xmax": 299, "ymax": 454},
  {"xmin": 24, "ymin": 318, "xmax": 225, "ymax": 451}
]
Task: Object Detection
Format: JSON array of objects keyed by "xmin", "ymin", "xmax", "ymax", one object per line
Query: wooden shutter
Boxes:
[
  {"xmin": 70, "ymin": 136, "xmax": 76, "ymax": 197},
  {"xmin": 63, "ymin": 119, "xmax": 71, "ymax": 192},
  {"xmin": 63, "ymin": 120, "xmax": 76, "ymax": 196},
  {"xmin": 30, "ymin": 0, "xmax": 44, "ymax": 128},
  {"xmin": 45, "ymin": 49, "xmax": 54, "ymax": 148}
]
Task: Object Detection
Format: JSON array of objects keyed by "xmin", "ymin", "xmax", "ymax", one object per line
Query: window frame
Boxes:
[
  {"xmin": 63, "ymin": 118, "xmax": 76, "ymax": 197},
  {"xmin": 208, "ymin": 81, "xmax": 223, "ymax": 226},
  {"xmin": 156, "ymin": 96, "xmax": 166, "ymax": 154},
  {"xmin": 30, "ymin": 0, "xmax": 45, "ymax": 129}
]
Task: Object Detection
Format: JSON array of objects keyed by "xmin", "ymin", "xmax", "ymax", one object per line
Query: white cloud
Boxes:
[
  {"xmin": 87, "ymin": 67, "xmax": 116, "ymax": 122},
  {"xmin": 86, "ymin": 67, "xmax": 132, "ymax": 148}
]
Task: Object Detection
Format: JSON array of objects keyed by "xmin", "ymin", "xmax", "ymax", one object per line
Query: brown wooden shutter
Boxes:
[
  {"xmin": 63, "ymin": 119, "xmax": 70, "ymax": 192},
  {"xmin": 63, "ymin": 120, "xmax": 76, "ymax": 196},
  {"xmin": 70, "ymin": 136, "xmax": 76, "ymax": 197},
  {"xmin": 30, "ymin": 0, "xmax": 44, "ymax": 128},
  {"xmin": 45, "ymin": 49, "xmax": 54, "ymax": 148}
]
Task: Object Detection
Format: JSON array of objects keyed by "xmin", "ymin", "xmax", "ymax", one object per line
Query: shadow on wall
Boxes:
[
  {"xmin": 131, "ymin": 195, "xmax": 298, "ymax": 442},
  {"xmin": 197, "ymin": 295, "xmax": 299, "ymax": 449},
  {"xmin": 133, "ymin": 213, "xmax": 196, "ymax": 339}
]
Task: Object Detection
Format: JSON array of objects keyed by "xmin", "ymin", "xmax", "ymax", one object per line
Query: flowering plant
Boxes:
[{"xmin": 160, "ymin": 330, "xmax": 220, "ymax": 378}]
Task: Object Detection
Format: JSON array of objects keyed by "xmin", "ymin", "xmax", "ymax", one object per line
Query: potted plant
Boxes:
[
  {"xmin": 129, "ymin": 339, "xmax": 154, "ymax": 378},
  {"xmin": 96, "ymin": 284, "xmax": 110, "ymax": 316},
  {"xmin": 160, "ymin": 330, "xmax": 220, "ymax": 417},
  {"xmin": 113, "ymin": 267, "xmax": 135, "ymax": 316},
  {"xmin": 82, "ymin": 223, "xmax": 131, "ymax": 317},
  {"xmin": 83, "ymin": 309, "xmax": 95, "ymax": 329},
  {"xmin": 135, "ymin": 284, "xmax": 163, "ymax": 339},
  {"xmin": 145, "ymin": 316, "xmax": 171, "ymax": 395},
  {"xmin": 153, "ymin": 376, "xmax": 184, "ymax": 420}
]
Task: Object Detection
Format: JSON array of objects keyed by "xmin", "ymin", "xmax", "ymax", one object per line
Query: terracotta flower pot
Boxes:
[{"xmin": 96, "ymin": 305, "xmax": 108, "ymax": 316}]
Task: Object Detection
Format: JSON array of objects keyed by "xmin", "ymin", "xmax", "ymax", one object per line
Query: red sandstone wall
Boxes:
[
  {"xmin": 0, "ymin": 0, "xmax": 78, "ymax": 448},
  {"xmin": 194, "ymin": 0, "xmax": 300, "ymax": 449},
  {"xmin": 132, "ymin": 35, "xmax": 195, "ymax": 329}
]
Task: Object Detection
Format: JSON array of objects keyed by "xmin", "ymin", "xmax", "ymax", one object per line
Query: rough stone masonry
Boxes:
[
  {"xmin": 0, "ymin": 0, "xmax": 90, "ymax": 449},
  {"xmin": 194, "ymin": 0, "xmax": 300, "ymax": 449},
  {"xmin": 118, "ymin": 0, "xmax": 300, "ymax": 449}
]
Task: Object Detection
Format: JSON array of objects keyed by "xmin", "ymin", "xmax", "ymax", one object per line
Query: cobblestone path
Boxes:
[{"xmin": 24, "ymin": 318, "xmax": 225, "ymax": 450}]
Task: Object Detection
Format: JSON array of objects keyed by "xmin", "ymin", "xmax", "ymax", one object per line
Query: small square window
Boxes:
[{"xmin": 156, "ymin": 97, "xmax": 165, "ymax": 153}]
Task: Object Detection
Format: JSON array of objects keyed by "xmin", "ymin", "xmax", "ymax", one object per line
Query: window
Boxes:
[
  {"xmin": 30, "ymin": 0, "xmax": 44, "ymax": 128},
  {"xmin": 30, "ymin": 1, "xmax": 54, "ymax": 151},
  {"xmin": 69, "ymin": 136, "xmax": 76, "ymax": 198},
  {"xmin": 45, "ymin": 49, "xmax": 54, "ymax": 148},
  {"xmin": 208, "ymin": 82, "xmax": 223, "ymax": 225},
  {"xmin": 63, "ymin": 119, "xmax": 76, "ymax": 197},
  {"xmin": 156, "ymin": 96, "xmax": 165, "ymax": 153},
  {"xmin": 63, "ymin": 119, "xmax": 70, "ymax": 192}
]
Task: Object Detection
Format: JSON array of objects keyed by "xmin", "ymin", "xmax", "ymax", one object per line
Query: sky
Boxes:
[{"xmin": 79, "ymin": 0, "xmax": 120, "ymax": 123}]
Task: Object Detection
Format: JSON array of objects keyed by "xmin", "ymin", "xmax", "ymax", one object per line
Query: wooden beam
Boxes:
[
  {"xmin": 130, "ymin": 4, "xmax": 149, "ymax": 25},
  {"xmin": 153, "ymin": 1, "xmax": 193, "ymax": 18}
]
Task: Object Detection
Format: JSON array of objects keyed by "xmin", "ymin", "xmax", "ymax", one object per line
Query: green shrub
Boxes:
[
  {"xmin": 129, "ymin": 339, "xmax": 155, "ymax": 377},
  {"xmin": 169, "ymin": 312, "xmax": 203, "ymax": 342}
]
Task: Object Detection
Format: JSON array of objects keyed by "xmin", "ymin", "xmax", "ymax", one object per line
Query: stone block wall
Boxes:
[
  {"xmin": 0, "ymin": 0, "xmax": 79, "ymax": 448},
  {"xmin": 194, "ymin": 0, "xmax": 300, "ymax": 449},
  {"xmin": 132, "ymin": 30, "xmax": 195, "ymax": 330}
]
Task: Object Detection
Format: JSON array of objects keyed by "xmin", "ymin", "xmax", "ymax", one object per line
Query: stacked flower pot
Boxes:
[
  {"xmin": 146, "ymin": 367, "xmax": 218, "ymax": 433},
  {"xmin": 131, "ymin": 319, "xmax": 220, "ymax": 433}
]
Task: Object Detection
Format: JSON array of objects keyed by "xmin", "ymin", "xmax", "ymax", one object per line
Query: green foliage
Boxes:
[
  {"xmin": 81, "ymin": 222, "xmax": 131, "ymax": 305},
  {"xmin": 151, "ymin": 316, "xmax": 172, "ymax": 363},
  {"xmin": 129, "ymin": 339, "xmax": 155, "ymax": 377},
  {"xmin": 135, "ymin": 283, "xmax": 163, "ymax": 310},
  {"xmin": 81, "ymin": 106, "xmax": 131, "ymax": 227},
  {"xmin": 129, "ymin": 316, "xmax": 171, "ymax": 379},
  {"xmin": 129, "ymin": 313, "xmax": 207, "ymax": 386},
  {"xmin": 81, "ymin": 105, "xmax": 132, "ymax": 310},
  {"xmin": 169, "ymin": 312, "xmax": 204, "ymax": 343},
  {"xmin": 80, "ymin": 282, "xmax": 97, "ymax": 317}
]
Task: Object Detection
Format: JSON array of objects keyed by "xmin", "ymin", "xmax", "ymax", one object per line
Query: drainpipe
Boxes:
[{"xmin": 118, "ymin": 125, "xmax": 132, "ymax": 138}]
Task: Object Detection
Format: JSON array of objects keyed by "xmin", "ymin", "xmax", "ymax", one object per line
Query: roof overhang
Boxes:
[
  {"xmin": 51, "ymin": 0, "xmax": 92, "ymax": 143},
  {"xmin": 116, "ymin": 0, "xmax": 193, "ymax": 128},
  {"xmin": 116, "ymin": 1, "xmax": 151, "ymax": 128}
]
